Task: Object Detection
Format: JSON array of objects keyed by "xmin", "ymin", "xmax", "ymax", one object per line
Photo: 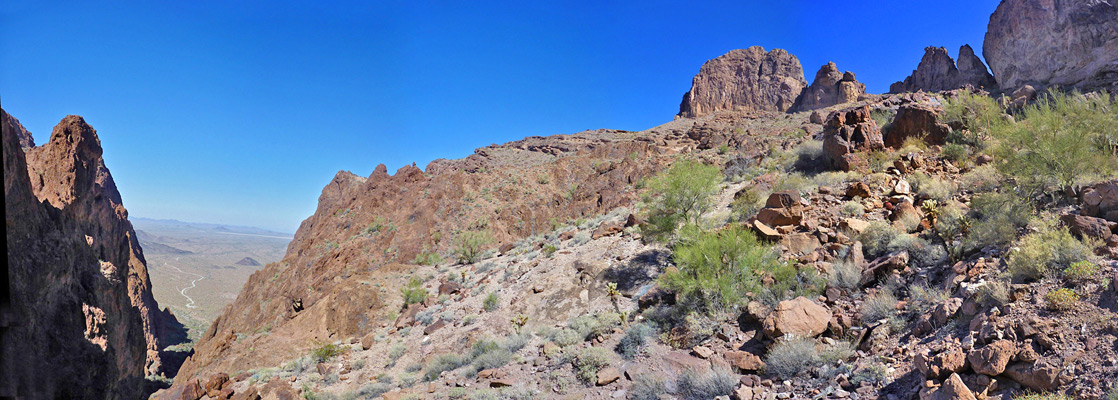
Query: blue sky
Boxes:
[{"xmin": 1, "ymin": 1, "xmax": 999, "ymax": 233}]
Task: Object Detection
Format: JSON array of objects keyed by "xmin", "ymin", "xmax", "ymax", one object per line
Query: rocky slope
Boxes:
[
  {"xmin": 889, "ymin": 46, "xmax": 997, "ymax": 93},
  {"xmin": 984, "ymin": 0, "xmax": 1118, "ymax": 92},
  {"xmin": 679, "ymin": 47, "xmax": 808, "ymax": 118},
  {"xmin": 2, "ymin": 109, "xmax": 185, "ymax": 398}
]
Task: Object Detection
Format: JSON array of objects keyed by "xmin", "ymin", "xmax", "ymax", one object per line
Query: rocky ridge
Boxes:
[
  {"xmin": 679, "ymin": 46, "xmax": 808, "ymax": 117},
  {"xmin": 791, "ymin": 62, "xmax": 867, "ymax": 112},
  {"xmin": 889, "ymin": 46, "xmax": 998, "ymax": 93}
]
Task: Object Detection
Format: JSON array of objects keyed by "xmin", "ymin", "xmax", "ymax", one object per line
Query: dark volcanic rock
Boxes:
[
  {"xmin": 791, "ymin": 62, "xmax": 866, "ymax": 112},
  {"xmin": 822, "ymin": 105, "xmax": 884, "ymax": 171},
  {"xmin": 890, "ymin": 46, "xmax": 997, "ymax": 93},
  {"xmin": 678, "ymin": 46, "xmax": 808, "ymax": 118},
  {"xmin": 234, "ymin": 257, "xmax": 261, "ymax": 266},
  {"xmin": 984, "ymin": 0, "xmax": 1118, "ymax": 92}
]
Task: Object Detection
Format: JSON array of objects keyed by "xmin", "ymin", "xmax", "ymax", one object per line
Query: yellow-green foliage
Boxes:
[
  {"xmin": 573, "ymin": 347, "xmax": 612, "ymax": 385},
  {"xmin": 663, "ymin": 225, "xmax": 820, "ymax": 310},
  {"xmin": 1013, "ymin": 393, "xmax": 1075, "ymax": 400},
  {"xmin": 961, "ymin": 192, "xmax": 1033, "ymax": 255},
  {"xmin": 1044, "ymin": 288, "xmax": 1079, "ymax": 312},
  {"xmin": 1064, "ymin": 261, "xmax": 1099, "ymax": 281},
  {"xmin": 942, "ymin": 90, "xmax": 1008, "ymax": 149},
  {"xmin": 643, "ymin": 160, "xmax": 721, "ymax": 241},
  {"xmin": 311, "ymin": 342, "xmax": 346, "ymax": 363},
  {"xmin": 1008, "ymin": 222, "xmax": 1092, "ymax": 282},
  {"xmin": 454, "ymin": 230, "xmax": 492, "ymax": 264},
  {"xmin": 730, "ymin": 187, "xmax": 765, "ymax": 222},
  {"xmin": 909, "ymin": 172, "xmax": 956, "ymax": 201},
  {"xmin": 992, "ymin": 90, "xmax": 1118, "ymax": 193},
  {"xmin": 401, "ymin": 277, "xmax": 428, "ymax": 305}
]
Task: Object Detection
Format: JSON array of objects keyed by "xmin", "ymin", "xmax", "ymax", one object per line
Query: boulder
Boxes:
[
  {"xmin": 790, "ymin": 62, "xmax": 866, "ymax": 112},
  {"xmin": 592, "ymin": 220, "xmax": 625, "ymax": 239},
  {"xmin": 1060, "ymin": 213, "xmax": 1113, "ymax": 241},
  {"xmin": 678, "ymin": 47, "xmax": 808, "ymax": 118},
  {"xmin": 692, "ymin": 346, "xmax": 714, "ymax": 359},
  {"xmin": 231, "ymin": 386, "xmax": 260, "ymax": 400},
  {"xmin": 756, "ymin": 191, "xmax": 805, "ymax": 227},
  {"xmin": 932, "ymin": 373, "xmax": 977, "ymax": 400},
  {"xmin": 823, "ymin": 106, "xmax": 884, "ymax": 171},
  {"xmin": 762, "ymin": 296, "xmax": 830, "ymax": 338},
  {"xmin": 889, "ymin": 46, "xmax": 997, "ymax": 93},
  {"xmin": 206, "ymin": 373, "xmax": 230, "ymax": 398},
  {"xmin": 782, "ymin": 233, "xmax": 820, "ymax": 254},
  {"xmin": 884, "ymin": 103, "xmax": 950, "ymax": 148},
  {"xmin": 724, "ymin": 350, "xmax": 765, "ymax": 372},
  {"xmin": 984, "ymin": 0, "xmax": 1118, "ymax": 91},
  {"xmin": 438, "ymin": 281, "xmax": 462, "ymax": 296},
  {"xmin": 914, "ymin": 348, "xmax": 967, "ymax": 379},
  {"xmin": 751, "ymin": 220, "xmax": 781, "ymax": 240},
  {"xmin": 1003, "ymin": 362, "xmax": 1061, "ymax": 391},
  {"xmin": 968, "ymin": 340, "xmax": 1016, "ymax": 376},
  {"xmin": 860, "ymin": 251, "xmax": 909, "ymax": 287},
  {"xmin": 932, "ymin": 298, "xmax": 963, "ymax": 327},
  {"xmin": 596, "ymin": 367, "xmax": 621, "ymax": 385},
  {"xmin": 1083, "ymin": 180, "xmax": 1118, "ymax": 221}
]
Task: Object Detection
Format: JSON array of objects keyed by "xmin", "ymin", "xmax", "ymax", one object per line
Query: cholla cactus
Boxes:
[{"xmin": 511, "ymin": 314, "xmax": 528, "ymax": 333}]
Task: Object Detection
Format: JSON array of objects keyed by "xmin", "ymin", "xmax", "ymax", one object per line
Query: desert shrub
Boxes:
[
  {"xmin": 572, "ymin": 347, "xmax": 613, "ymax": 385},
  {"xmin": 413, "ymin": 246, "xmax": 443, "ymax": 266},
  {"xmin": 630, "ymin": 374, "xmax": 667, "ymax": 400},
  {"xmin": 992, "ymin": 90, "xmax": 1118, "ymax": 194},
  {"xmin": 850, "ymin": 362, "xmax": 891, "ymax": 386},
  {"xmin": 942, "ymin": 89, "xmax": 1007, "ymax": 149},
  {"xmin": 764, "ymin": 335, "xmax": 822, "ymax": 379},
  {"xmin": 861, "ymin": 290, "xmax": 898, "ymax": 324},
  {"xmin": 423, "ymin": 354, "xmax": 469, "ymax": 381},
  {"xmin": 1045, "ymin": 288, "xmax": 1080, "ymax": 311},
  {"xmin": 827, "ymin": 260, "xmax": 862, "ymax": 290},
  {"xmin": 551, "ymin": 328, "xmax": 582, "ymax": 347},
  {"xmin": 455, "ymin": 230, "xmax": 492, "ymax": 264},
  {"xmin": 656, "ymin": 311, "xmax": 715, "ymax": 349},
  {"xmin": 1064, "ymin": 260, "xmax": 1099, "ymax": 282},
  {"xmin": 840, "ymin": 201, "xmax": 864, "ymax": 216},
  {"xmin": 542, "ymin": 244, "xmax": 558, "ymax": 257},
  {"xmin": 907, "ymin": 285, "xmax": 949, "ymax": 316},
  {"xmin": 352, "ymin": 359, "xmax": 366, "ymax": 370},
  {"xmin": 867, "ymin": 149, "xmax": 896, "ymax": 172},
  {"xmin": 568, "ymin": 312, "xmax": 621, "ymax": 341},
  {"xmin": 663, "ymin": 225, "xmax": 819, "ymax": 311},
  {"xmin": 772, "ymin": 172, "xmax": 817, "ymax": 195},
  {"xmin": 401, "ymin": 277, "xmax": 428, "ymax": 306},
  {"xmin": 615, "ymin": 324, "xmax": 654, "ymax": 360},
  {"xmin": 483, "ymin": 292, "xmax": 499, "ymax": 312},
  {"xmin": 572, "ymin": 231, "xmax": 591, "ymax": 245},
  {"xmin": 871, "ymin": 108, "xmax": 896, "ymax": 130},
  {"xmin": 283, "ymin": 356, "xmax": 314, "ymax": 374},
  {"xmin": 961, "ymin": 192, "xmax": 1033, "ymax": 254},
  {"xmin": 723, "ymin": 156, "xmax": 762, "ymax": 182},
  {"xmin": 858, "ymin": 222, "xmax": 947, "ymax": 268},
  {"xmin": 675, "ymin": 366, "xmax": 737, "ymax": 400},
  {"xmin": 1013, "ymin": 394, "xmax": 1075, "ymax": 400},
  {"xmin": 469, "ymin": 339, "xmax": 513, "ymax": 372},
  {"xmin": 977, "ymin": 279, "xmax": 1011, "ymax": 308},
  {"xmin": 358, "ymin": 382, "xmax": 395, "ymax": 398},
  {"xmin": 1008, "ymin": 222, "xmax": 1092, "ymax": 282},
  {"xmin": 960, "ymin": 164, "xmax": 1002, "ymax": 193},
  {"xmin": 642, "ymin": 160, "xmax": 722, "ymax": 241},
  {"xmin": 730, "ymin": 188, "xmax": 765, "ymax": 222},
  {"xmin": 909, "ymin": 172, "xmax": 956, "ymax": 201},
  {"xmin": 941, "ymin": 143, "xmax": 969, "ymax": 163},
  {"xmin": 311, "ymin": 342, "xmax": 346, "ymax": 363}
]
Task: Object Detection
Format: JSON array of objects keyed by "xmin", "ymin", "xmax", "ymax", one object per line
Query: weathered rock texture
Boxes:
[
  {"xmin": 791, "ymin": 62, "xmax": 866, "ymax": 111},
  {"xmin": 890, "ymin": 46, "xmax": 997, "ymax": 93},
  {"xmin": 984, "ymin": 0, "xmax": 1118, "ymax": 91},
  {"xmin": 678, "ymin": 47, "xmax": 807, "ymax": 117},
  {"xmin": 2, "ymin": 110, "xmax": 182, "ymax": 399},
  {"xmin": 822, "ymin": 105, "xmax": 884, "ymax": 171}
]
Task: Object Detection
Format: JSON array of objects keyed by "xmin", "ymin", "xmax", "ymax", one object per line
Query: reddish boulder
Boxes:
[
  {"xmin": 724, "ymin": 350, "xmax": 765, "ymax": 372},
  {"xmin": 206, "ymin": 373, "xmax": 230, "ymax": 397},
  {"xmin": 678, "ymin": 47, "xmax": 808, "ymax": 117},
  {"xmin": 756, "ymin": 191, "xmax": 805, "ymax": 227},
  {"xmin": 884, "ymin": 103, "xmax": 950, "ymax": 148},
  {"xmin": 968, "ymin": 340, "xmax": 1016, "ymax": 376},
  {"xmin": 1003, "ymin": 362, "xmax": 1061, "ymax": 391},
  {"xmin": 932, "ymin": 373, "xmax": 977, "ymax": 400},
  {"xmin": 762, "ymin": 296, "xmax": 830, "ymax": 338},
  {"xmin": 823, "ymin": 106, "xmax": 884, "ymax": 171},
  {"xmin": 914, "ymin": 348, "xmax": 967, "ymax": 379},
  {"xmin": 1060, "ymin": 213, "xmax": 1113, "ymax": 241}
]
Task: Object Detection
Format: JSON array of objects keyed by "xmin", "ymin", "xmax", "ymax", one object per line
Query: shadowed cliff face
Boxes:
[{"xmin": 2, "ymin": 109, "xmax": 187, "ymax": 398}]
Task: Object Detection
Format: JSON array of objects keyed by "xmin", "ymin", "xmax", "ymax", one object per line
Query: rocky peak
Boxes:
[
  {"xmin": 678, "ymin": 46, "xmax": 808, "ymax": 118},
  {"xmin": 984, "ymin": 0, "xmax": 1118, "ymax": 92},
  {"xmin": 790, "ymin": 62, "xmax": 866, "ymax": 112},
  {"xmin": 889, "ymin": 46, "xmax": 997, "ymax": 93},
  {"xmin": 2, "ymin": 108, "xmax": 34, "ymax": 148}
]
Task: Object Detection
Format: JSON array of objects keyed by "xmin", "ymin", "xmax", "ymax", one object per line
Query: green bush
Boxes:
[
  {"xmin": 730, "ymin": 187, "xmax": 765, "ymax": 222},
  {"xmin": 764, "ymin": 335, "xmax": 822, "ymax": 379},
  {"xmin": 572, "ymin": 347, "xmax": 612, "ymax": 385},
  {"xmin": 629, "ymin": 374, "xmax": 667, "ymax": 400},
  {"xmin": 482, "ymin": 292, "xmax": 499, "ymax": 312},
  {"xmin": 942, "ymin": 90, "xmax": 1008, "ymax": 150},
  {"xmin": 1064, "ymin": 260, "xmax": 1099, "ymax": 282},
  {"xmin": 992, "ymin": 90, "xmax": 1118, "ymax": 194},
  {"xmin": 388, "ymin": 345, "xmax": 406, "ymax": 364},
  {"xmin": 413, "ymin": 246, "xmax": 443, "ymax": 266},
  {"xmin": 454, "ymin": 230, "xmax": 492, "ymax": 264},
  {"xmin": 954, "ymin": 192, "xmax": 1033, "ymax": 255},
  {"xmin": 401, "ymin": 277, "xmax": 428, "ymax": 306},
  {"xmin": 1044, "ymin": 288, "xmax": 1079, "ymax": 311},
  {"xmin": 663, "ymin": 225, "xmax": 819, "ymax": 311},
  {"xmin": 858, "ymin": 222, "xmax": 947, "ymax": 268},
  {"xmin": 642, "ymin": 160, "xmax": 722, "ymax": 241},
  {"xmin": 675, "ymin": 366, "xmax": 737, "ymax": 400},
  {"xmin": 827, "ymin": 260, "xmax": 861, "ymax": 290},
  {"xmin": 423, "ymin": 354, "xmax": 468, "ymax": 381},
  {"xmin": 1008, "ymin": 222, "xmax": 1092, "ymax": 282},
  {"xmin": 941, "ymin": 143, "xmax": 969, "ymax": 164},
  {"xmin": 909, "ymin": 172, "xmax": 956, "ymax": 201},
  {"xmin": 960, "ymin": 165, "xmax": 1002, "ymax": 193},
  {"xmin": 860, "ymin": 291, "xmax": 898, "ymax": 325},
  {"xmin": 311, "ymin": 342, "xmax": 346, "ymax": 363},
  {"xmin": 840, "ymin": 201, "xmax": 864, "ymax": 216}
]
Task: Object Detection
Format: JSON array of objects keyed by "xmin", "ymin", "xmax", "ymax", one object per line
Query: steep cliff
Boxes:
[
  {"xmin": 889, "ymin": 45, "xmax": 997, "ymax": 93},
  {"xmin": 2, "ymin": 110, "xmax": 183, "ymax": 398},
  {"xmin": 790, "ymin": 62, "xmax": 866, "ymax": 112},
  {"xmin": 984, "ymin": 0, "xmax": 1118, "ymax": 91}
]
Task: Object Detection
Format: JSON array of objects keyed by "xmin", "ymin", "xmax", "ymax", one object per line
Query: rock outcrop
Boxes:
[
  {"xmin": 984, "ymin": 0, "xmax": 1118, "ymax": 92},
  {"xmin": 822, "ymin": 105, "xmax": 884, "ymax": 171},
  {"xmin": 2, "ymin": 110, "xmax": 183, "ymax": 399},
  {"xmin": 790, "ymin": 62, "xmax": 865, "ymax": 112},
  {"xmin": 678, "ymin": 47, "xmax": 807, "ymax": 118},
  {"xmin": 890, "ymin": 46, "xmax": 997, "ymax": 93}
]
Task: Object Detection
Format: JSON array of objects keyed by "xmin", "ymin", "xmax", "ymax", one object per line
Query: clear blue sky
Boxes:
[{"xmin": 1, "ymin": 1, "xmax": 999, "ymax": 233}]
